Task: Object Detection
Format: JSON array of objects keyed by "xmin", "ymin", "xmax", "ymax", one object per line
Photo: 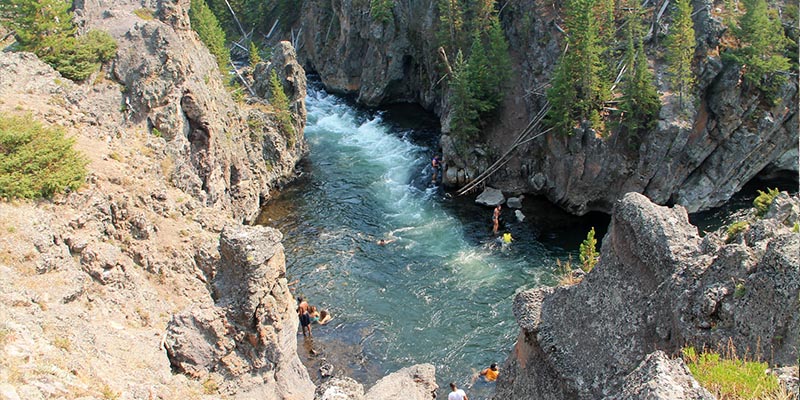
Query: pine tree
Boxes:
[
  {"xmin": 619, "ymin": 2, "xmax": 660, "ymax": 134},
  {"xmin": 189, "ymin": 0, "xmax": 231, "ymax": 73},
  {"xmin": 269, "ymin": 70, "xmax": 293, "ymax": 135},
  {"xmin": 730, "ymin": 0, "xmax": 790, "ymax": 94},
  {"xmin": 0, "ymin": 0, "xmax": 75, "ymax": 51},
  {"xmin": 486, "ymin": 16, "xmax": 511, "ymax": 105},
  {"xmin": 437, "ymin": 0, "xmax": 465, "ymax": 53},
  {"xmin": 546, "ymin": 0, "xmax": 610, "ymax": 135},
  {"xmin": 664, "ymin": 0, "xmax": 696, "ymax": 108},
  {"xmin": 449, "ymin": 50, "xmax": 481, "ymax": 147},
  {"xmin": 249, "ymin": 41, "xmax": 261, "ymax": 69},
  {"xmin": 579, "ymin": 227, "xmax": 599, "ymax": 273}
]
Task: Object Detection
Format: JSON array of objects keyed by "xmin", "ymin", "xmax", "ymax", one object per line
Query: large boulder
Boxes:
[{"xmin": 496, "ymin": 192, "xmax": 800, "ymax": 399}]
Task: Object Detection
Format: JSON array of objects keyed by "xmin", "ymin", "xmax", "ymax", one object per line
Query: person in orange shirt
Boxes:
[{"xmin": 480, "ymin": 363, "xmax": 499, "ymax": 382}]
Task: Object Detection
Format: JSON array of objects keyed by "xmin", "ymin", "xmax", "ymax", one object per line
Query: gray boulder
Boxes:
[
  {"xmin": 315, "ymin": 377, "xmax": 365, "ymax": 400},
  {"xmin": 476, "ymin": 187, "xmax": 505, "ymax": 207},
  {"xmin": 507, "ymin": 196, "xmax": 524, "ymax": 209}
]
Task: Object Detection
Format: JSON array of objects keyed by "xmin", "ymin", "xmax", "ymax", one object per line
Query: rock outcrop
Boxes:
[
  {"xmin": 165, "ymin": 225, "xmax": 315, "ymax": 399},
  {"xmin": 288, "ymin": 0, "xmax": 797, "ymax": 215},
  {"xmin": 495, "ymin": 192, "xmax": 799, "ymax": 399},
  {"xmin": 77, "ymin": 0, "xmax": 307, "ymax": 224},
  {"xmin": 313, "ymin": 364, "xmax": 438, "ymax": 400}
]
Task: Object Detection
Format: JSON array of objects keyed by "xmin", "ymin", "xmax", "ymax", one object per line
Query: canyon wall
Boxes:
[
  {"xmin": 494, "ymin": 192, "xmax": 799, "ymax": 399},
  {"xmin": 291, "ymin": 0, "xmax": 798, "ymax": 215}
]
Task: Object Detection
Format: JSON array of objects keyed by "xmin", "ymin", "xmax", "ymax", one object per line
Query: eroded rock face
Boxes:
[
  {"xmin": 496, "ymin": 192, "xmax": 799, "ymax": 399},
  {"xmin": 312, "ymin": 364, "xmax": 437, "ymax": 400},
  {"xmin": 165, "ymin": 225, "xmax": 315, "ymax": 399}
]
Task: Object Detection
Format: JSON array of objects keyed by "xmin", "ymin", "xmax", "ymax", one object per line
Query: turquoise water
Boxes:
[{"xmin": 256, "ymin": 83, "xmax": 602, "ymax": 399}]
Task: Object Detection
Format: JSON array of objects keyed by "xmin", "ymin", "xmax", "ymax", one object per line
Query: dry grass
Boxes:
[{"xmin": 556, "ymin": 256, "xmax": 583, "ymax": 286}]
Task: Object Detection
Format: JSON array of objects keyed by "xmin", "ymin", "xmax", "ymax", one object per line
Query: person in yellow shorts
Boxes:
[{"xmin": 480, "ymin": 363, "xmax": 499, "ymax": 382}]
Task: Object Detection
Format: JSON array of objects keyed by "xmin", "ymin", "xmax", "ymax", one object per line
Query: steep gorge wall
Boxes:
[{"xmin": 291, "ymin": 0, "xmax": 798, "ymax": 215}]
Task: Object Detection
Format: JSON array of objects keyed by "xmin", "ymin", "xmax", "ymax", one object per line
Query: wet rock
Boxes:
[
  {"xmin": 515, "ymin": 210, "xmax": 526, "ymax": 222},
  {"xmin": 507, "ymin": 196, "xmax": 524, "ymax": 209},
  {"xmin": 475, "ymin": 187, "xmax": 505, "ymax": 207}
]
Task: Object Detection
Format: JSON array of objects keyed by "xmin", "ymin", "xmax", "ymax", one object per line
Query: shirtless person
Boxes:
[
  {"xmin": 492, "ymin": 204, "xmax": 501, "ymax": 235},
  {"xmin": 297, "ymin": 297, "xmax": 312, "ymax": 337}
]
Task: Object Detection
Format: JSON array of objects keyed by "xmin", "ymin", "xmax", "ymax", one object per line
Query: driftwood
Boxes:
[
  {"xmin": 437, "ymin": 47, "xmax": 453, "ymax": 76},
  {"xmin": 229, "ymin": 59, "xmax": 256, "ymax": 97},
  {"xmin": 223, "ymin": 0, "xmax": 247, "ymax": 37},
  {"xmin": 456, "ymin": 103, "xmax": 552, "ymax": 196},
  {"xmin": 266, "ymin": 19, "xmax": 279, "ymax": 39}
]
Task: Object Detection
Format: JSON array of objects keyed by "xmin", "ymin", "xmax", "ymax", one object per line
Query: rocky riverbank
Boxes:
[{"xmin": 495, "ymin": 192, "xmax": 799, "ymax": 399}]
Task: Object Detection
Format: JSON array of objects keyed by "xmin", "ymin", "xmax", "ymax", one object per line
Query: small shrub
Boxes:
[
  {"xmin": 370, "ymin": 0, "xmax": 394, "ymax": 23},
  {"xmin": 792, "ymin": 222, "xmax": 799, "ymax": 233},
  {"xmin": 202, "ymin": 377, "xmax": 219, "ymax": 394},
  {"xmin": 108, "ymin": 152, "xmax": 122, "ymax": 161},
  {"xmin": 53, "ymin": 336, "xmax": 71, "ymax": 351},
  {"xmin": 100, "ymin": 384, "xmax": 119, "ymax": 400},
  {"xmin": 556, "ymin": 256, "xmax": 582, "ymax": 286},
  {"xmin": 726, "ymin": 221, "xmax": 749, "ymax": 243},
  {"xmin": 133, "ymin": 8, "xmax": 155, "ymax": 20},
  {"xmin": 40, "ymin": 30, "xmax": 118, "ymax": 81},
  {"xmin": 151, "ymin": 127, "xmax": 162, "ymax": 138},
  {"xmin": 579, "ymin": 227, "xmax": 599, "ymax": 273},
  {"xmin": 249, "ymin": 41, "xmax": 261, "ymax": 69},
  {"xmin": 0, "ymin": 114, "xmax": 87, "ymax": 200},
  {"xmin": 682, "ymin": 346, "xmax": 786, "ymax": 399},
  {"xmin": 753, "ymin": 188, "xmax": 780, "ymax": 218},
  {"xmin": 734, "ymin": 282, "xmax": 746, "ymax": 298}
]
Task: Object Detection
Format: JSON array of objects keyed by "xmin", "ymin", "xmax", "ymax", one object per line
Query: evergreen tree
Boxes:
[
  {"xmin": 449, "ymin": 50, "xmax": 481, "ymax": 146},
  {"xmin": 730, "ymin": 0, "xmax": 790, "ymax": 94},
  {"xmin": 579, "ymin": 227, "xmax": 599, "ymax": 273},
  {"xmin": 189, "ymin": 0, "xmax": 231, "ymax": 73},
  {"xmin": 466, "ymin": 32, "xmax": 493, "ymax": 114},
  {"xmin": 249, "ymin": 41, "xmax": 261, "ymax": 69},
  {"xmin": 0, "ymin": 0, "xmax": 116, "ymax": 81},
  {"xmin": 486, "ymin": 16, "xmax": 511, "ymax": 104},
  {"xmin": 619, "ymin": 2, "xmax": 660, "ymax": 134},
  {"xmin": 546, "ymin": 0, "xmax": 610, "ymax": 135},
  {"xmin": 664, "ymin": 0, "xmax": 696, "ymax": 108},
  {"xmin": 437, "ymin": 0, "xmax": 465, "ymax": 53},
  {"xmin": 269, "ymin": 69, "xmax": 293, "ymax": 135},
  {"xmin": 0, "ymin": 0, "xmax": 75, "ymax": 50}
]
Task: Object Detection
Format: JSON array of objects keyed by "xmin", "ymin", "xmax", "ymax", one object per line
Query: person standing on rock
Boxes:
[
  {"xmin": 448, "ymin": 382, "xmax": 468, "ymax": 400},
  {"xmin": 492, "ymin": 204, "xmax": 501, "ymax": 235}
]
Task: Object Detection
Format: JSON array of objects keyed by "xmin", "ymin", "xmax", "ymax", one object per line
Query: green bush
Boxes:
[
  {"xmin": 726, "ymin": 221, "xmax": 750, "ymax": 242},
  {"xmin": 682, "ymin": 346, "xmax": 785, "ymax": 399},
  {"xmin": 370, "ymin": 0, "xmax": 394, "ymax": 23},
  {"xmin": 753, "ymin": 187, "xmax": 779, "ymax": 218},
  {"xmin": 41, "ymin": 30, "xmax": 118, "ymax": 81},
  {"xmin": 0, "ymin": 114, "xmax": 87, "ymax": 199},
  {"xmin": 579, "ymin": 227, "xmax": 599, "ymax": 273}
]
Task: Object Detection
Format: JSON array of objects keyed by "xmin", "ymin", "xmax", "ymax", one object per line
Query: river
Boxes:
[{"xmin": 253, "ymin": 82, "xmax": 799, "ymax": 399}]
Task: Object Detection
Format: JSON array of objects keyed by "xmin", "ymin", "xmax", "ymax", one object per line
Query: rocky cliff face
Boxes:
[
  {"xmin": 77, "ymin": 0, "xmax": 307, "ymax": 224},
  {"xmin": 290, "ymin": 0, "xmax": 798, "ymax": 215},
  {"xmin": 494, "ymin": 192, "xmax": 799, "ymax": 399},
  {"xmin": 165, "ymin": 225, "xmax": 316, "ymax": 399}
]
